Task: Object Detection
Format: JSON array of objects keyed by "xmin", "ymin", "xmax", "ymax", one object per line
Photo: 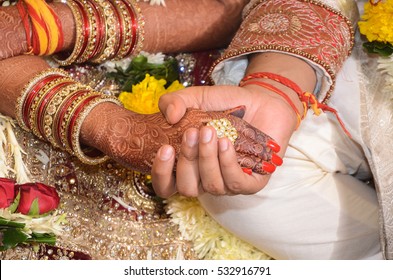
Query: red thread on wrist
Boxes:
[
  {"xmin": 242, "ymin": 72, "xmax": 351, "ymax": 137},
  {"xmin": 240, "ymin": 80, "xmax": 302, "ymax": 129}
]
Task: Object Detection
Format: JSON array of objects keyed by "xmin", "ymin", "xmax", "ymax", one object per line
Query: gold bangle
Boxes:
[
  {"xmin": 16, "ymin": 68, "xmax": 69, "ymax": 131},
  {"xmin": 89, "ymin": 0, "xmax": 121, "ymax": 63},
  {"xmin": 30, "ymin": 76, "xmax": 75, "ymax": 140},
  {"xmin": 52, "ymin": 0, "xmax": 85, "ymax": 66},
  {"xmin": 45, "ymin": 83, "xmax": 81, "ymax": 148},
  {"xmin": 115, "ymin": 0, "xmax": 144, "ymax": 59},
  {"xmin": 61, "ymin": 91, "xmax": 101, "ymax": 154},
  {"xmin": 50, "ymin": 84, "xmax": 93, "ymax": 149},
  {"xmin": 70, "ymin": 95, "xmax": 123, "ymax": 165},
  {"xmin": 75, "ymin": 0, "xmax": 101, "ymax": 63},
  {"xmin": 111, "ymin": 0, "xmax": 130, "ymax": 59}
]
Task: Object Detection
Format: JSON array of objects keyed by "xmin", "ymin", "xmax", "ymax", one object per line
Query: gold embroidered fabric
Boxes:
[
  {"xmin": 0, "ymin": 126, "xmax": 196, "ymax": 260},
  {"xmin": 357, "ymin": 45, "xmax": 393, "ymax": 260},
  {"xmin": 212, "ymin": 0, "xmax": 354, "ymax": 103}
]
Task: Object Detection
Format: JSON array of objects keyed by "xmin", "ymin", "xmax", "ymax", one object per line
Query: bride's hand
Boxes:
[{"xmin": 80, "ymin": 102, "xmax": 282, "ymax": 175}]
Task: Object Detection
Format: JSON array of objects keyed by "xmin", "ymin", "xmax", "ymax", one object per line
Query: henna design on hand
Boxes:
[
  {"xmin": 0, "ymin": 7, "xmax": 27, "ymax": 60},
  {"xmin": 86, "ymin": 105, "xmax": 282, "ymax": 175}
]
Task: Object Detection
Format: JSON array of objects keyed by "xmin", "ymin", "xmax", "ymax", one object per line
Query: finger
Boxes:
[
  {"xmin": 151, "ymin": 145, "xmax": 177, "ymax": 198},
  {"xmin": 159, "ymin": 86, "xmax": 251, "ymax": 124},
  {"xmin": 228, "ymin": 115, "xmax": 280, "ymax": 153},
  {"xmin": 218, "ymin": 138, "xmax": 269, "ymax": 194},
  {"xmin": 158, "ymin": 93, "xmax": 189, "ymax": 124},
  {"xmin": 198, "ymin": 126, "xmax": 227, "ymax": 195},
  {"xmin": 175, "ymin": 128, "xmax": 203, "ymax": 197},
  {"xmin": 235, "ymin": 133, "xmax": 283, "ymax": 166}
]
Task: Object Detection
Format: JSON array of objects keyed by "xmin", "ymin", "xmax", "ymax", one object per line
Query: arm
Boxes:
[
  {"xmin": 0, "ymin": 54, "xmax": 281, "ymax": 175},
  {"xmin": 151, "ymin": 0, "xmax": 354, "ymax": 197},
  {"xmin": 151, "ymin": 52, "xmax": 315, "ymax": 197},
  {"xmin": 0, "ymin": 0, "xmax": 247, "ymax": 60}
]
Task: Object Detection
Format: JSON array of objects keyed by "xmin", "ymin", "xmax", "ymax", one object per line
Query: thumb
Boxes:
[{"xmin": 159, "ymin": 85, "xmax": 248, "ymax": 124}]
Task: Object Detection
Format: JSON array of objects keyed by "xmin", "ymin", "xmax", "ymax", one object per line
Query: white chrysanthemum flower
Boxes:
[
  {"xmin": 165, "ymin": 195, "xmax": 271, "ymax": 260},
  {"xmin": 102, "ymin": 57, "xmax": 133, "ymax": 73},
  {"xmin": 0, "ymin": 114, "xmax": 30, "ymax": 182},
  {"xmin": 147, "ymin": 0, "xmax": 166, "ymax": 6},
  {"xmin": 140, "ymin": 51, "xmax": 165, "ymax": 64},
  {"xmin": 0, "ymin": 208, "xmax": 65, "ymax": 236}
]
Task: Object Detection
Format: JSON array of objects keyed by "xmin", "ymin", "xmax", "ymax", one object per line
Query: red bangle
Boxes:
[
  {"xmin": 23, "ymin": 75, "xmax": 62, "ymax": 129},
  {"xmin": 120, "ymin": 0, "xmax": 139, "ymax": 58},
  {"xmin": 16, "ymin": 1, "xmax": 33, "ymax": 54},
  {"xmin": 36, "ymin": 81, "xmax": 74, "ymax": 139}
]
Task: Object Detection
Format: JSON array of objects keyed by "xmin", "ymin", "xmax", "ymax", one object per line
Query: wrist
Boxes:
[
  {"xmin": 80, "ymin": 101, "xmax": 123, "ymax": 149},
  {"xmin": 241, "ymin": 84, "xmax": 300, "ymax": 132}
]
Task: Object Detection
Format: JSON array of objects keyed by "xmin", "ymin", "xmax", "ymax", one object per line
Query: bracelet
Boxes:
[
  {"xmin": 16, "ymin": 68, "xmax": 70, "ymax": 131},
  {"xmin": 239, "ymin": 79, "xmax": 302, "ymax": 129},
  {"xmin": 21, "ymin": 0, "xmax": 64, "ymax": 56},
  {"xmin": 73, "ymin": 0, "xmax": 100, "ymax": 64},
  {"xmin": 241, "ymin": 72, "xmax": 351, "ymax": 137},
  {"xmin": 16, "ymin": 0, "xmax": 33, "ymax": 54},
  {"xmin": 115, "ymin": 0, "xmax": 145, "ymax": 59},
  {"xmin": 69, "ymin": 96, "xmax": 122, "ymax": 165},
  {"xmin": 88, "ymin": 0, "xmax": 121, "ymax": 63},
  {"xmin": 52, "ymin": 0, "xmax": 85, "ymax": 65},
  {"xmin": 53, "ymin": 0, "xmax": 144, "ymax": 65},
  {"xmin": 16, "ymin": 68, "xmax": 123, "ymax": 164}
]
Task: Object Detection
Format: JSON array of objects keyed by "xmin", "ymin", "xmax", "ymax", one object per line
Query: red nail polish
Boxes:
[
  {"xmin": 267, "ymin": 140, "xmax": 280, "ymax": 153},
  {"xmin": 262, "ymin": 162, "xmax": 276, "ymax": 174},
  {"xmin": 271, "ymin": 154, "xmax": 283, "ymax": 166},
  {"xmin": 242, "ymin": 167, "xmax": 252, "ymax": 175}
]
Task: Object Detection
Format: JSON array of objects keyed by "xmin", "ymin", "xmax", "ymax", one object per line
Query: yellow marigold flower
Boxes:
[
  {"xmin": 358, "ymin": 0, "xmax": 393, "ymax": 44},
  {"xmin": 118, "ymin": 74, "xmax": 184, "ymax": 114}
]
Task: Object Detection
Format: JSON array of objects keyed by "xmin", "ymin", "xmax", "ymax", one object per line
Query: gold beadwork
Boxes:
[{"xmin": 206, "ymin": 118, "xmax": 238, "ymax": 144}]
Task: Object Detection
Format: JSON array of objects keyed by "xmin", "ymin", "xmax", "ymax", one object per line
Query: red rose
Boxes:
[
  {"xmin": 16, "ymin": 182, "xmax": 60, "ymax": 215},
  {"xmin": 0, "ymin": 178, "xmax": 17, "ymax": 208}
]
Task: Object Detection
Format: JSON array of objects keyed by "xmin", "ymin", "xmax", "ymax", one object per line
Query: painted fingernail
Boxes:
[
  {"xmin": 159, "ymin": 146, "xmax": 173, "ymax": 161},
  {"xmin": 242, "ymin": 168, "xmax": 252, "ymax": 175},
  {"xmin": 262, "ymin": 162, "xmax": 276, "ymax": 174},
  {"xmin": 267, "ymin": 140, "xmax": 280, "ymax": 153},
  {"xmin": 271, "ymin": 154, "xmax": 283, "ymax": 166}
]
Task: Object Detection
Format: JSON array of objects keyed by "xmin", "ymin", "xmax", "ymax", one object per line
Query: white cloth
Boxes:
[
  {"xmin": 201, "ymin": 1, "xmax": 383, "ymax": 257},
  {"xmin": 199, "ymin": 110, "xmax": 382, "ymax": 259}
]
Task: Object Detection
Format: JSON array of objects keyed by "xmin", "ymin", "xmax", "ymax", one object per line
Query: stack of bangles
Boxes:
[
  {"xmin": 239, "ymin": 72, "xmax": 351, "ymax": 137},
  {"xmin": 15, "ymin": 68, "xmax": 123, "ymax": 165},
  {"xmin": 17, "ymin": 0, "xmax": 144, "ymax": 64}
]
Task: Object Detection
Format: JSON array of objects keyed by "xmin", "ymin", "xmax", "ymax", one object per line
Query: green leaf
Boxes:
[
  {"xmin": 8, "ymin": 191, "xmax": 20, "ymax": 213},
  {"xmin": 0, "ymin": 217, "xmax": 25, "ymax": 228},
  {"xmin": 27, "ymin": 198, "xmax": 40, "ymax": 216},
  {"xmin": 106, "ymin": 54, "xmax": 180, "ymax": 91},
  {"xmin": 0, "ymin": 227, "xmax": 29, "ymax": 251},
  {"xmin": 27, "ymin": 232, "xmax": 56, "ymax": 245},
  {"xmin": 363, "ymin": 41, "xmax": 393, "ymax": 57}
]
